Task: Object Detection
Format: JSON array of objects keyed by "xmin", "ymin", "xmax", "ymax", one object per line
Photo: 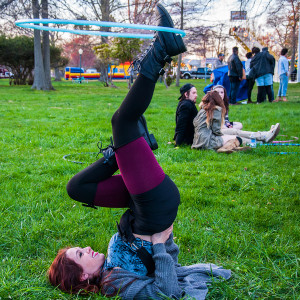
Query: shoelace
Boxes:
[
  {"xmin": 128, "ymin": 33, "xmax": 158, "ymax": 74},
  {"xmin": 96, "ymin": 137, "xmax": 115, "ymax": 159}
]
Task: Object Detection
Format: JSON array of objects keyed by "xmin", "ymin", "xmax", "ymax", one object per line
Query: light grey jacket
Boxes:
[
  {"xmin": 102, "ymin": 236, "xmax": 231, "ymax": 299},
  {"xmin": 192, "ymin": 107, "xmax": 224, "ymax": 150}
]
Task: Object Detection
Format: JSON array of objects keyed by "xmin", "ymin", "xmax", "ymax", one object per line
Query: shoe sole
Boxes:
[
  {"xmin": 156, "ymin": 4, "xmax": 187, "ymax": 56},
  {"xmin": 266, "ymin": 123, "xmax": 280, "ymax": 143},
  {"xmin": 233, "ymin": 146, "xmax": 252, "ymax": 152},
  {"xmin": 217, "ymin": 149, "xmax": 234, "ymax": 153}
]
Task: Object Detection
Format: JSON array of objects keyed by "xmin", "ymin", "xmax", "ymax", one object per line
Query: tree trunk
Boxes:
[
  {"xmin": 54, "ymin": 66, "xmax": 61, "ymax": 81},
  {"xmin": 31, "ymin": 0, "xmax": 46, "ymax": 90},
  {"xmin": 41, "ymin": 0, "xmax": 54, "ymax": 90},
  {"xmin": 175, "ymin": 0, "xmax": 184, "ymax": 87},
  {"xmin": 100, "ymin": 0, "xmax": 110, "ymax": 43}
]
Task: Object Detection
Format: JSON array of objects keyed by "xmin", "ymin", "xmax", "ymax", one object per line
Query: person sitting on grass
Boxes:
[
  {"xmin": 192, "ymin": 91, "xmax": 280, "ymax": 153},
  {"xmin": 174, "ymin": 83, "xmax": 198, "ymax": 146},
  {"xmin": 47, "ymin": 4, "xmax": 231, "ymax": 299},
  {"xmin": 212, "ymin": 84, "xmax": 280, "ymax": 145},
  {"xmin": 211, "ymin": 85, "xmax": 243, "ymax": 130}
]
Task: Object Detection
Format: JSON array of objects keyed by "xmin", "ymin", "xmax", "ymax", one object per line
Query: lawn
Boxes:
[{"xmin": 0, "ymin": 78, "xmax": 299, "ymax": 299}]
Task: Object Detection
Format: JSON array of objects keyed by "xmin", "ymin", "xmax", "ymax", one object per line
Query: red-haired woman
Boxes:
[{"xmin": 48, "ymin": 4, "xmax": 231, "ymax": 299}]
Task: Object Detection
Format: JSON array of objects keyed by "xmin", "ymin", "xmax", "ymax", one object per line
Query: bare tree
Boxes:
[
  {"xmin": 159, "ymin": 0, "xmax": 214, "ymax": 86},
  {"xmin": 267, "ymin": 0, "xmax": 299, "ymax": 73}
]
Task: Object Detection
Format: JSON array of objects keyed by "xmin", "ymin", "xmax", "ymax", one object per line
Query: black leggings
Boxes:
[
  {"xmin": 67, "ymin": 75, "xmax": 180, "ymax": 235},
  {"xmin": 111, "ymin": 75, "xmax": 155, "ymax": 149}
]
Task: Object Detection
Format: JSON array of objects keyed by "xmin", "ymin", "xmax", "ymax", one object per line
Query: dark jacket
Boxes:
[
  {"xmin": 174, "ymin": 99, "xmax": 198, "ymax": 146},
  {"xmin": 227, "ymin": 53, "xmax": 243, "ymax": 78},
  {"xmin": 250, "ymin": 49, "xmax": 275, "ymax": 79}
]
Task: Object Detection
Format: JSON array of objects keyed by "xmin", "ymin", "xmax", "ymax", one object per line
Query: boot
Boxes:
[
  {"xmin": 131, "ymin": 4, "xmax": 187, "ymax": 82},
  {"xmin": 97, "ymin": 115, "xmax": 158, "ymax": 164},
  {"xmin": 217, "ymin": 138, "xmax": 241, "ymax": 153}
]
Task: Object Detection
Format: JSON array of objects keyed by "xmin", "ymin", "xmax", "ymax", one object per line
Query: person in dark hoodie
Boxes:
[
  {"xmin": 250, "ymin": 47, "xmax": 275, "ymax": 103},
  {"xmin": 174, "ymin": 83, "xmax": 198, "ymax": 146},
  {"xmin": 227, "ymin": 46, "xmax": 244, "ymax": 105}
]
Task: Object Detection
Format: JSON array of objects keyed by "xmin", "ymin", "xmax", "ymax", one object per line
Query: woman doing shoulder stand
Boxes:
[{"xmin": 48, "ymin": 4, "xmax": 231, "ymax": 299}]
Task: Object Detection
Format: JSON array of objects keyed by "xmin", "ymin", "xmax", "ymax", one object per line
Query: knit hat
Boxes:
[{"xmin": 178, "ymin": 83, "xmax": 195, "ymax": 100}]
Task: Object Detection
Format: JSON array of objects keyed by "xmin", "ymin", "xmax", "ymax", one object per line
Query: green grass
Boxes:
[{"xmin": 0, "ymin": 78, "xmax": 299, "ymax": 299}]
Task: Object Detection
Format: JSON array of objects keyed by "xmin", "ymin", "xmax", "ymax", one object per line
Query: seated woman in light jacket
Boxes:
[{"xmin": 47, "ymin": 4, "xmax": 231, "ymax": 299}]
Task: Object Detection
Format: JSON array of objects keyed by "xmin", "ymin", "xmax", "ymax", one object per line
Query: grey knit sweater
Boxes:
[{"xmin": 102, "ymin": 236, "xmax": 231, "ymax": 299}]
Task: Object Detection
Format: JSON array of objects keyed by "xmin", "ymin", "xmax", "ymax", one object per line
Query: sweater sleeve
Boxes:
[
  {"xmin": 211, "ymin": 109, "xmax": 223, "ymax": 136},
  {"xmin": 164, "ymin": 233, "xmax": 181, "ymax": 267},
  {"xmin": 134, "ymin": 243, "xmax": 183, "ymax": 299},
  {"xmin": 175, "ymin": 103, "xmax": 191, "ymax": 146}
]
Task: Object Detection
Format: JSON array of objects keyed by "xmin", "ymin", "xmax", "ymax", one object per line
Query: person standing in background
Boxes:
[
  {"xmin": 245, "ymin": 52, "xmax": 255, "ymax": 104},
  {"xmin": 274, "ymin": 48, "xmax": 289, "ymax": 102},
  {"xmin": 214, "ymin": 53, "xmax": 226, "ymax": 69},
  {"xmin": 227, "ymin": 47, "xmax": 243, "ymax": 105},
  {"xmin": 250, "ymin": 47, "xmax": 275, "ymax": 104}
]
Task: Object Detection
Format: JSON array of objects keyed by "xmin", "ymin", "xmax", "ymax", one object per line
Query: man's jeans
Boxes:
[
  {"xmin": 229, "ymin": 76, "xmax": 241, "ymax": 104},
  {"xmin": 278, "ymin": 73, "xmax": 288, "ymax": 96}
]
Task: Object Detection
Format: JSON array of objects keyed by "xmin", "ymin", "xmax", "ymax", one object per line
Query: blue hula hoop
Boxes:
[
  {"xmin": 15, "ymin": 19, "xmax": 186, "ymax": 39},
  {"xmin": 261, "ymin": 143, "xmax": 300, "ymax": 146}
]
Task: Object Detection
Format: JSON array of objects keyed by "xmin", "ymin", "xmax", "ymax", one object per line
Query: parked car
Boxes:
[
  {"xmin": 181, "ymin": 67, "xmax": 212, "ymax": 79},
  {"xmin": 0, "ymin": 70, "xmax": 14, "ymax": 78}
]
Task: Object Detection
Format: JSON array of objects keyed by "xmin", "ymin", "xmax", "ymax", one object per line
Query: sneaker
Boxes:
[{"xmin": 262, "ymin": 123, "xmax": 280, "ymax": 143}]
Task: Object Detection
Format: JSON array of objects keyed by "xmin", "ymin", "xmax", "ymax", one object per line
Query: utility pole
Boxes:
[
  {"xmin": 176, "ymin": 0, "xmax": 184, "ymax": 87},
  {"xmin": 297, "ymin": 20, "xmax": 300, "ymax": 83}
]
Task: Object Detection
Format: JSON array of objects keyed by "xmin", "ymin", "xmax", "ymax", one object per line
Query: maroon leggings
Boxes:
[{"xmin": 94, "ymin": 75, "xmax": 165, "ymax": 205}]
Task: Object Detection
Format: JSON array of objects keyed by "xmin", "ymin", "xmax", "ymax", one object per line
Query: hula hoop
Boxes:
[
  {"xmin": 63, "ymin": 152, "xmax": 98, "ymax": 164},
  {"xmin": 261, "ymin": 143, "xmax": 300, "ymax": 146},
  {"xmin": 272, "ymin": 135, "xmax": 298, "ymax": 143},
  {"xmin": 270, "ymin": 152, "xmax": 299, "ymax": 155},
  {"xmin": 15, "ymin": 19, "xmax": 186, "ymax": 39}
]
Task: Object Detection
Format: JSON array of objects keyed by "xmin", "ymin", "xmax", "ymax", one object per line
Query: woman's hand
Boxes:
[{"xmin": 151, "ymin": 224, "xmax": 173, "ymax": 245}]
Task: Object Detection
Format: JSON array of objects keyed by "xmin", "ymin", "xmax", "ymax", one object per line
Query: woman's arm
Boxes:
[
  {"xmin": 211, "ymin": 109, "xmax": 223, "ymax": 136},
  {"xmin": 164, "ymin": 233, "xmax": 180, "ymax": 266},
  {"xmin": 134, "ymin": 243, "xmax": 183, "ymax": 299}
]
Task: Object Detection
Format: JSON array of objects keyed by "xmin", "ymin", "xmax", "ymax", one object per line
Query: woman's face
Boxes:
[
  {"xmin": 214, "ymin": 87, "xmax": 224, "ymax": 101},
  {"xmin": 66, "ymin": 246, "xmax": 105, "ymax": 279}
]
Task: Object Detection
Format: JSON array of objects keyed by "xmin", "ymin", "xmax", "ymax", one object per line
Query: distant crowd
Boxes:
[
  {"xmin": 173, "ymin": 46, "xmax": 288, "ymax": 153},
  {"xmin": 212, "ymin": 46, "xmax": 290, "ymax": 104}
]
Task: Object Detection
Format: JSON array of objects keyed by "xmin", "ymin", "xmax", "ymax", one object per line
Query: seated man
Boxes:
[{"xmin": 174, "ymin": 84, "xmax": 198, "ymax": 146}]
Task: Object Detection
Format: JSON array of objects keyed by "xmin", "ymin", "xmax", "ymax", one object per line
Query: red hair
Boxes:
[
  {"xmin": 200, "ymin": 91, "xmax": 226, "ymax": 126},
  {"xmin": 48, "ymin": 247, "xmax": 100, "ymax": 294},
  {"xmin": 48, "ymin": 248, "xmax": 137, "ymax": 296}
]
